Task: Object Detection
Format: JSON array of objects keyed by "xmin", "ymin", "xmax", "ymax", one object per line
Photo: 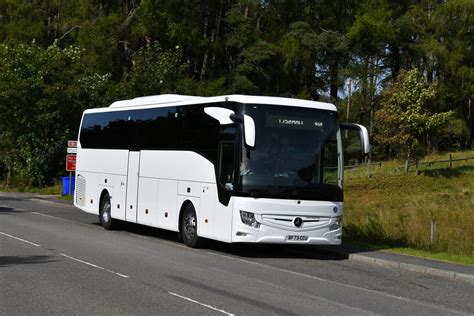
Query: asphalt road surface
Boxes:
[{"xmin": 1, "ymin": 192, "xmax": 473, "ymax": 315}]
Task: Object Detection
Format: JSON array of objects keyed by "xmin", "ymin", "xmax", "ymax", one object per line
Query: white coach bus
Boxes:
[{"xmin": 74, "ymin": 94, "xmax": 369, "ymax": 247}]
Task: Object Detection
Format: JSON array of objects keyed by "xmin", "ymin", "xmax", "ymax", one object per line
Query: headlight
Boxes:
[
  {"xmin": 330, "ymin": 216, "xmax": 343, "ymax": 230},
  {"xmin": 240, "ymin": 211, "xmax": 261, "ymax": 228}
]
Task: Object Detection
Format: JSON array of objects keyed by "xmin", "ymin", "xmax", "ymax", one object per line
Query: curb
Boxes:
[{"xmin": 347, "ymin": 253, "xmax": 474, "ymax": 284}]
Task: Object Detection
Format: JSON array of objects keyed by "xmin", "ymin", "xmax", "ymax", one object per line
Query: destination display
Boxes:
[{"xmin": 265, "ymin": 113, "xmax": 325, "ymax": 131}]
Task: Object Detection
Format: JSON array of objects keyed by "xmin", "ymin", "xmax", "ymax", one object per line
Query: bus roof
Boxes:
[{"xmin": 86, "ymin": 94, "xmax": 337, "ymax": 113}]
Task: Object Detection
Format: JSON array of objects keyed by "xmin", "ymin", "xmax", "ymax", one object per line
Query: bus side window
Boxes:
[{"xmin": 218, "ymin": 126, "xmax": 236, "ymax": 190}]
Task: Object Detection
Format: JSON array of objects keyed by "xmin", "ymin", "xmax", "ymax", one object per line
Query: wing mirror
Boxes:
[
  {"xmin": 341, "ymin": 123, "xmax": 370, "ymax": 156},
  {"xmin": 204, "ymin": 107, "xmax": 256, "ymax": 148}
]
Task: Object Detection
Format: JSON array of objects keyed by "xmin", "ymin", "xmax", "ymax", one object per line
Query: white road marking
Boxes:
[
  {"xmin": 207, "ymin": 252, "xmax": 465, "ymax": 315},
  {"xmin": 131, "ymin": 233, "xmax": 188, "ymax": 249},
  {"xmin": 0, "ymin": 204, "xmax": 25, "ymax": 211},
  {"xmin": 31, "ymin": 211, "xmax": 76, "ymax": 223},
  {"xmin": 0, "ymin": 231, "xmax": 41, "ymax": 247},
  {"xmin": 29, "ymin": 198, "xmax": 75, "ymax": 208},
  {"xmin": 208, "ymin": 266, "xmax": 376, "ymax": 315},
  {"xmin": 0, "ymin": 204, "xmax": 17, "ymax": 210},
  {"xmin": 31, "ymin": 211, "xmax": 185, "ymax": 248},
  {"xmin": 30, "ymin": 212, "xmax": 100, "ymax": 230},
  {"xmin": 168, "ymin": 291, "xmax": 234, "ymax": 316},
  {"xmin": 60, "ymin": 253, "xmax": 129, "ymax": 278}
]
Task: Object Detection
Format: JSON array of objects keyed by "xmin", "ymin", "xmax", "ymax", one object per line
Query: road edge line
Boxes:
[{"xmin": 347, "ymin": 253, "xmax": 474, "ymax": 284}]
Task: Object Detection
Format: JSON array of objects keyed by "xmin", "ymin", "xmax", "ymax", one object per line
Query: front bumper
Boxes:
[{"xmin": 232, "ymin": 216, "xmax": 342, "ymax": 245}]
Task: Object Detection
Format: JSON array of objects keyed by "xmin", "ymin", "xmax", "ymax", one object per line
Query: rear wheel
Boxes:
[
  {"xmin": 180, "ymin": 204, "xmax": 202, "ymax": 248},
  {"xmin": 99, "ymin": 193, "xmax": 118, "ymax": 230}
]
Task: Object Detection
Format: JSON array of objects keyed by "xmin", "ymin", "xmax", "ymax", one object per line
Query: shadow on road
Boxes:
[
  {"xmin": 102, "ymin": 221, "xmax": 359, "ymax": 261},
  {"xmin": 0, "ymin": 206, "xmax": 16, "ymax": 213},
  {"xmin": 0, "ymin": 255, "xmax": 59, "ymax": 267}
]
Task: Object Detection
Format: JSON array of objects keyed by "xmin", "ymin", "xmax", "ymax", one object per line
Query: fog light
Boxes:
[
  {"xmin": 240, "ymin": 211, "xmax": 261, "ymax": 228},
  {"xmin": 330, "ymin": 216, "xmax": 343, "ymax": 231}
]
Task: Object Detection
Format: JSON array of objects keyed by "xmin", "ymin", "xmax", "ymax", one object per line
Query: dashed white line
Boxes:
[
  {"xmin": 30, "ymin": 212, "xmax": 100, "ymax": 230},
  {"xmin": 29, "ymin": 198, "xmax": 75, "ymax": 207},
  {"xmin": 0, "ymin": 231, "xmax": 41, "ymax": 247},
  {"xmin": 131, "ymin": 233, "xmax": 188, "ymax": 249},
  {"xmin": 0, "ymin": 204, "xmax": 25, "ymax": 211},
  {"xmin": 60, "ymin": 253, "xmax": 129, "ymax": 278},
  {"xmin": 31, "ymin": 211, "xmax": 75, "ymax": 223},
  {"xmin": 168, "ymin": 291, "xmax": 234, "ymax": 316},
  {"xmin": 0, "ymin": 204, "xmax": 17, "ymax": 210}
]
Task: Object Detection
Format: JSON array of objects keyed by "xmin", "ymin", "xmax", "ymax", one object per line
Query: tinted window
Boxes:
[
  {"xmin": 80, "ymin": 111, "xmax": 133, "ymax": 149},
  {"xmin": 134, "ymin": 107, "xmax": 181, "ymax": 149},
  {"xmin": 79, "ymin": 103, "xmax": 224, "ymax": 165},
  {"xmin": 181, "ymin": 105, "xmax": 220, "ymax": 164}
]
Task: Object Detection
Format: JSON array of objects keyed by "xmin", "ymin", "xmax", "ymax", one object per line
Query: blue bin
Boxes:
[{"xmin": 61, "ymin": 176, "xmax": 75, "ymax": 195}]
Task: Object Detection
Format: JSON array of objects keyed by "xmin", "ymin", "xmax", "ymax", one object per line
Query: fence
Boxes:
[
  {"xmin": 408, "ymin": 155, "xmax": 474, "ymax": 175},
  {"xmin": 346, "ymin": 211, "xmax": 474, "ymax": 255},
  {"xmin": 344, "ymin": 155, "xmax": 474, "ymax": 177},
  {"xmin": 361, "ymin": 215, "xmax": 445, "ymax": 245}
]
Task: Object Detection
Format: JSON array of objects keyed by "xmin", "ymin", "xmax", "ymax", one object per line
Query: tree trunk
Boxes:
[
  {"xmin": 330, "ymin": 57, "xmax": 339, "ymax": 103},
  {"xmin": 467, "ymin": 95, "xmax": 473, "ymax": 150},
  {"xmin": 209, "ymin": 0, "xmax": 224, "ymax": 79},
  {"xmin": 200, "ymin": 13, "xmax": 209, "ymax": 81}
]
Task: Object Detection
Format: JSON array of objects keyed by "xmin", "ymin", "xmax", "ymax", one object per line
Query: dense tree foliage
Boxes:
[
  {"xmin": 0, "ymin": 0, "xmax": 472, "ymax": 186},
  {"xmin": 0, "ymin": 41, "xmax": 110, "ymax": 186}
]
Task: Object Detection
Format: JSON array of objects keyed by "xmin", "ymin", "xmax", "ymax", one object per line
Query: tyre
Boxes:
[
  {"xmin": 99, "ymin": 193, "xmax": 118, "ymax": 230},
  {"xmin": 180, "ymin": 204, "xmax": 202, "ymax": 248}
]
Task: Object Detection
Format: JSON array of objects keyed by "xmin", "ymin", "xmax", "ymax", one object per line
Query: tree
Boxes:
[
  {"xmin": 0, "ymin": 41, "xmax": 110, "ymax": 186},
  {"xmin": 374, "ymin": 68, "xmax": 452, "ymax": 162},
  {"xmin": 409, "ymin": 0, "xmax": 474, "ymax": 150},
  {"xmin": 346, "ymin": 0, "xmax": 394, "ymax": 135},
  {"xmin": 121, "ymin": 43, "xmax": 194, "ymax": 98}
]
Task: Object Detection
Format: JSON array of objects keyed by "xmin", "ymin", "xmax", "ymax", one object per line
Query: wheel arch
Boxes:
[
  {"xmin": 178, "ymin": 199, "xmax": 194, "ymax": 233},
  {"xmin": 99, "ymin": 188, "xmax": 111, "ymax": 213}
]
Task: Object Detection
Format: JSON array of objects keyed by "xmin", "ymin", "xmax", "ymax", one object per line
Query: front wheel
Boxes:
[
  {"xmin": 99, "ymin": 193, "xmax": 118, "ymax": 230},
  {"xmin": 180, "ymin": 204, "xmax": 202, "ymax": 248}
]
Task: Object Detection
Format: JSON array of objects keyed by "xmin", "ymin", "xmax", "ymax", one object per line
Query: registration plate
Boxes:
[{"xmin": 286, "ymin": 235, "xmax": 308, "ymax": 241}]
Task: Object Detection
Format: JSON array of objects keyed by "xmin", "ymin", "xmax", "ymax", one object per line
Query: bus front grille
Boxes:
[{"xmin": 261, "ymin": 214, "xmax": 330, "ymax": 230}]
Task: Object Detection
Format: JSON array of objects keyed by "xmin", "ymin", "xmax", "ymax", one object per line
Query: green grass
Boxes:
[
  {"xmin": 343, "ymin": 150, "xmax": 474, "ymax": 264},
  {"xmin": 0, "ymin": 182, "xmax": 62, "ymax": 195},
  {"xmin": 57, "ymin": 195, "xmax": 74, "ymax": 201}
]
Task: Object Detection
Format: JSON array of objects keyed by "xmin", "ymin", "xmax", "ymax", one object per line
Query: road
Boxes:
[{"xmin": 1, "ymin": 193, "xmax": 473, "ymax": 315}]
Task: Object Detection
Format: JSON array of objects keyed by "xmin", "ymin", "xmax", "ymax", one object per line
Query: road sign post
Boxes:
[
  {"xmin": 66, "ymin": 154, "xmax": 76, "ymax": 172},
  {"xmin": 66, "ymin": 140, "xmax": 77, "ymax": 196}
]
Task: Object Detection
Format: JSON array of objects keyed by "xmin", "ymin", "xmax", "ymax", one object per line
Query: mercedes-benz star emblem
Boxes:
[{"xmin": 293, "ymin": 217, "xmax": 303, "ymax": 228}]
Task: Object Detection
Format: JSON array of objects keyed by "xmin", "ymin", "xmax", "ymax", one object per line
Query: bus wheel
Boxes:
[
  {"xmin": 99, "ymin": 193, "xmax": 117, "ymax": 230},
  {"xmin": 180, "ymin": 204, "xmax": 202, "ymax": 248}
]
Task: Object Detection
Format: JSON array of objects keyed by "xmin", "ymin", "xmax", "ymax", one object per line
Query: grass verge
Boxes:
[
  {"xmin": 0, "ymin": 182, "xmax": 62, "ymax": 195},
  {"xmin": 344, "ymin": 150, "xmax": 474, "ymax": 262}
]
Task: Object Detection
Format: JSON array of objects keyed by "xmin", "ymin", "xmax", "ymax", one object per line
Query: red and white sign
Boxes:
[
  {"xmin": 67, "ymin": 147, "xmax": 77, "ymax": 154},
  {"xmin": 68, "ymin": 140, "xmax": 77, "ymax": 147},
  {"xmin": 66, "ymin": 154, "xmax": 76, "ymax": 171}
]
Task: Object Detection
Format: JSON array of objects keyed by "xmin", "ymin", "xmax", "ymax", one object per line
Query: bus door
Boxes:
[{"xmin": 126, "ymin": 151, "xmax": 140, "ymax": 223}]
